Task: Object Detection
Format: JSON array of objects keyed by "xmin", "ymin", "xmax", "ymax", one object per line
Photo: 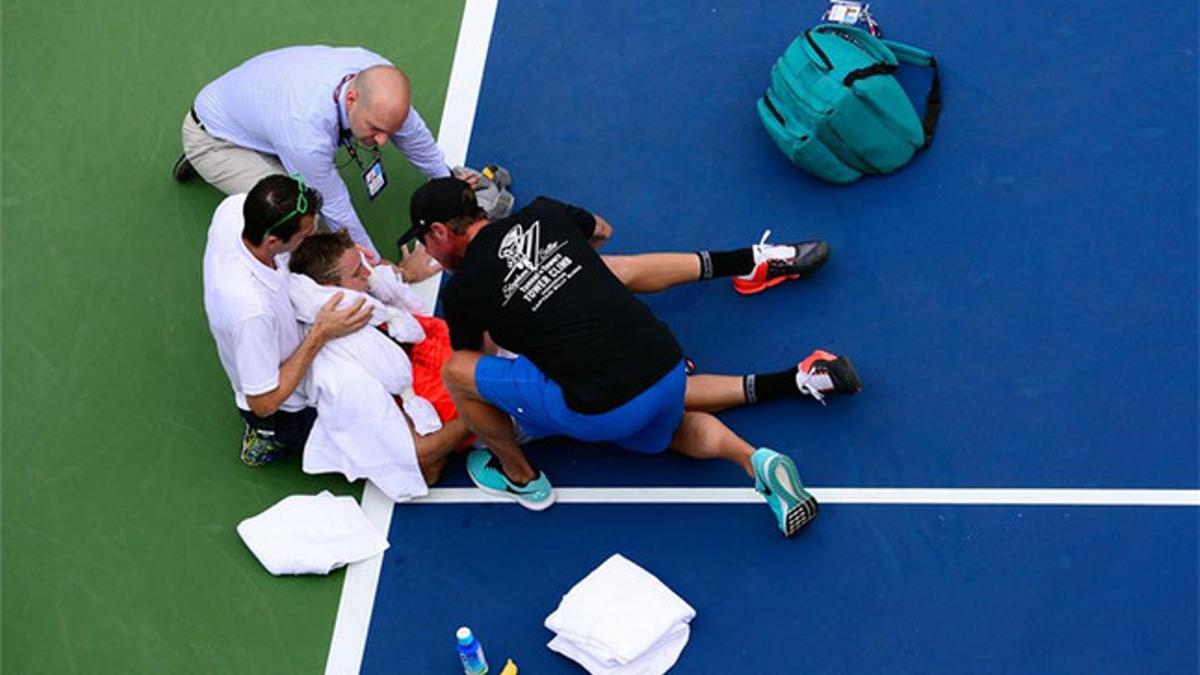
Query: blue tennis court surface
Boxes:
[
  {"xmin": 361, "ymin": 0, "xmax": 1197, "ymax": 672},
  {"xmin": 363, "ymin": 504, "xmax": 1197, "ymax": 673}
]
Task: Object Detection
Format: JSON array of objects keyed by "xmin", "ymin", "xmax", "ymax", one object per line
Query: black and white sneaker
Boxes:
[
  {"xmin": 796, "ymin": 349, "xmax": 862, "ymax": 405},
  {"xmin": 733, "ymin": 230, "xmax": 831, "ymax": 295}
]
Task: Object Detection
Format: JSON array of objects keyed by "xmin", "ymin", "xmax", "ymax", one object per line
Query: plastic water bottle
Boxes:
[{"xmin": 456, "ymin": 626, "xmax": 489, "ymax": 675}]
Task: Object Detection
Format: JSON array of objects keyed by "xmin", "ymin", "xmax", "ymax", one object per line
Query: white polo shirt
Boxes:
[{"xmin": 202, "ymin": 194, "xmax": 308, "ymax": 413}]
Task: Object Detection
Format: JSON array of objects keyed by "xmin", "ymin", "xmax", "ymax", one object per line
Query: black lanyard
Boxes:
[{"xmin": 332, "ymin": 73, "xmax": 379, "ymax": 170}]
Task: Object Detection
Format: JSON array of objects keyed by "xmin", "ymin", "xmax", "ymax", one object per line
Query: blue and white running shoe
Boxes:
[
  {"xmin": 466, "ymin": 448, "xmax": 556, "ymax": 511},
  {"xmin": 751, "ymin": 448, "xmax": 819, "ymax": 536}
]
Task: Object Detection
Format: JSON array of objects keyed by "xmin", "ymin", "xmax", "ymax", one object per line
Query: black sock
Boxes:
[
  {"xmin": 743, "ymin": 370, "xmax": 797, "ymax": 404},
  {"xmin": 696, "ymin": 248, "xmax": 754, "ymax": 279}
]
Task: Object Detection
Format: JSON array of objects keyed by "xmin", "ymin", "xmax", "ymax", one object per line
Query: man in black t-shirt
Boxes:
[{"xmin": 405, "ymin": 178, "xmax": 861, "ymax": 536}]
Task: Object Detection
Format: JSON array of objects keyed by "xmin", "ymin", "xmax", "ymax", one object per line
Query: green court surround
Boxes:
[{"xmin": 1, "ymin": 2, "xmax": 464, "ymax": 672}]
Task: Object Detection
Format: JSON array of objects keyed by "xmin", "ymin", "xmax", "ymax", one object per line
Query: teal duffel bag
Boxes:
[{"xmin": 757, "ymin": 24, "xmax": 942, "ymax": 184}]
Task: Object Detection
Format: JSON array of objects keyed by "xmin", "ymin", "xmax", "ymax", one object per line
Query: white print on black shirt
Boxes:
[{"xmin": 498, "ymin": 220, "xmax": 582, "ymax": 312}]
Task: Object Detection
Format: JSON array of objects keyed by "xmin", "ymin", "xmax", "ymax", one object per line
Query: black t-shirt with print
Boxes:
[{"xmin": 443, "ymin": 197, "xmax": 682, "ymax": 414}]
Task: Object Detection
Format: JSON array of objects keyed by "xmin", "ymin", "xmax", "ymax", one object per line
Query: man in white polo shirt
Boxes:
[
  {"xmin": 177, "ymin": 45, "xmax": 464, "ymax": 279},
  {"xmin": 203, "ymin": 174, "xmax": 373, "ymax": 466}
]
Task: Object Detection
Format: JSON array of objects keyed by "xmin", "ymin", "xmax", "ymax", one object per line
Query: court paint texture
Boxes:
[
  {"xmin": 2, "ymin": 1, "xmax": 1196, "ymax": 673},
  {"xmin": 361, "ymin": 1, "xmax": 1198, "ymax": 673}
]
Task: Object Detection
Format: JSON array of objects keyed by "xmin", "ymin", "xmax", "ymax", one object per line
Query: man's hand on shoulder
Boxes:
[{"xmin": 312, "ymin": 292, "xmax": 373, "ymax": 341}]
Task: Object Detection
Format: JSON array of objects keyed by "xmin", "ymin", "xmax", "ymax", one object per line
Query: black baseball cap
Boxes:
[{"xmin": 399, "ymin": 177, "xmax": 479, "ymax": 248}]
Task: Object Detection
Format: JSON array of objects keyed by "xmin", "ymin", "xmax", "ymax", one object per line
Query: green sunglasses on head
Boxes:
[{"xmin": 264, "ymin": 174, "xmax": 310, "ymax": 237}]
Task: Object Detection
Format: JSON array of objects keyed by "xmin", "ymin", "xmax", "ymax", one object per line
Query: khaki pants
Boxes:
[{"xmin": 181, "ymin": 111, "xmax": 286, "ymax": 195}]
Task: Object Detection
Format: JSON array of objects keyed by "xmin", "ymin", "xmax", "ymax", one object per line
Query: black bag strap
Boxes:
[{"xmin": 881, "ymin": 40, "xmax": 942, "ymax": 147}]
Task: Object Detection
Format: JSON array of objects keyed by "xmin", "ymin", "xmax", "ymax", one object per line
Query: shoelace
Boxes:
[
  {"xmin": 754, "ymin": 230, "xmax": 799, "ymax": 263},
  {"xmin": 796, "ymin": 370, "xmax": 828, "ymax": 406}
]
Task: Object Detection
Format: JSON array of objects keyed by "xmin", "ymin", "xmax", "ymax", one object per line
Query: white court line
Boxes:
[
  {"xmin": 324, "ymin": 482, "xmax": 395, "ymax": 675},
  {"xmin": 437, "ymin": 0, "xmax": 499, "ymax": 169},
  {"xmin": 324, "ymin": 1, "xmax": 499, "ymax": 674},
  {"xmin": 413, "ymin": 486, "xmax": 1200, "ymax": 507}
]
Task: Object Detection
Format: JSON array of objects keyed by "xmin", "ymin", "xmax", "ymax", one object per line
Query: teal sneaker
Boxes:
[
  {"xmin": 240, "ymin": 423, "xmax": 282, "ymax": 468},
  {"xmin": 466, "ymin": 448, "xmax": 556, "ymax": 511},
  {"xmin": 751, "ymin": 448, "xmax": 819, "ymax": 536}
]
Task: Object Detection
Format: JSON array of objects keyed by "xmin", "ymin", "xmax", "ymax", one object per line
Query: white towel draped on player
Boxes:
[{"xmin": 287, "ymin": 272, "xmax": 441, "ymax": 501}]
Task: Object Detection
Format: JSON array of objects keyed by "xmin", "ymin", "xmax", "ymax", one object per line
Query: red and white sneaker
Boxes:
[
  {"xmin": 797, "ymin": 350, "xmax": 862, "ymax": 405},
  {"xmin": 733, "ymin": 230, "xmax": 830, "ymax": 295}
]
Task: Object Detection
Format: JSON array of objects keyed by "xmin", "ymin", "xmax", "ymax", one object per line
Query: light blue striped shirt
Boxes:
[{"xmin": 194, "ymin": 45, "xmax": 450, "ymax": 256}]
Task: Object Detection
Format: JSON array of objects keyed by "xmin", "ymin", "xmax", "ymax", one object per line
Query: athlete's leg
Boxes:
[
  {"xmin": 667, "ymin": 411, "xmax": 755, "ymax": 476},
  {"xmin": 603, "ymin": 253, "xmax": 701, "ymax": 293},
  {"xmin": 601, "ymin": 234, "xmax": 829, "ymax": 294},
  {"xmin": 442, "ymin": 351, "xmax": 539, "ymax": 485},
  {"xmin": 668, "ymin": 411, "xmax": 818, "ymax": 537},
  {"xmin": 683, "ymin": 375, "xmax": 749, "ymax": 414},
  {"xmin": 413, "ymin": 417, "xmax": 471, "ymax": 485},
  {"xmin": 684, "ymin": 349, "xmax": 864, "ymax": 413}
]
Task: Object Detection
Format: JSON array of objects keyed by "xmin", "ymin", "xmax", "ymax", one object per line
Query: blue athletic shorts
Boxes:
[{"xmin": 474, "ymin": 356, "xmax": 686, "ymax": 454}]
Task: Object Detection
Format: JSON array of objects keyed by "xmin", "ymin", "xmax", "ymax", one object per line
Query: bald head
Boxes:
[{"xmin": 346, "ymin": 65, "xmax": 413, "ymax": 146}]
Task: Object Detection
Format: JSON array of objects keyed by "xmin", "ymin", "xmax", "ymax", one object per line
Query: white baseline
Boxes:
[{"xmin": 414, "ymin": 486, "xmax": 1200, "ymax": 507}]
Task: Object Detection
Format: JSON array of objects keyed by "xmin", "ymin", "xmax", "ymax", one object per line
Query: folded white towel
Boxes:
[
  {"xmin": 236, "ymin": 491, "xmax": 388, "ymax": 576},
  {"xmin": 545, "ymin": 554, "xmax": 695, "ymax": 674},
  {"xmin": 548, "ymin": 624, "xmax": 691, "ymax": 675}
]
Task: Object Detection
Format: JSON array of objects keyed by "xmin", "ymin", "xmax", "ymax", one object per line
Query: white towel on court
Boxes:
[
  {"xmin": 287, "ymin": 273, "xmax": 441, "ymax": 502},
  {"xmin": 544, "ymin": 554, "xmax": 696, "ymax": 675},
  {"xmin": 236, "ymin": 491, "xmax": 388, "ymax": 576}
]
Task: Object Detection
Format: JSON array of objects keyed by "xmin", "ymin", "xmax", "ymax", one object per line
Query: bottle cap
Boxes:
[{"xmin": 456, "ymin": 626, "xmax": 474, "ymax": 646}]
